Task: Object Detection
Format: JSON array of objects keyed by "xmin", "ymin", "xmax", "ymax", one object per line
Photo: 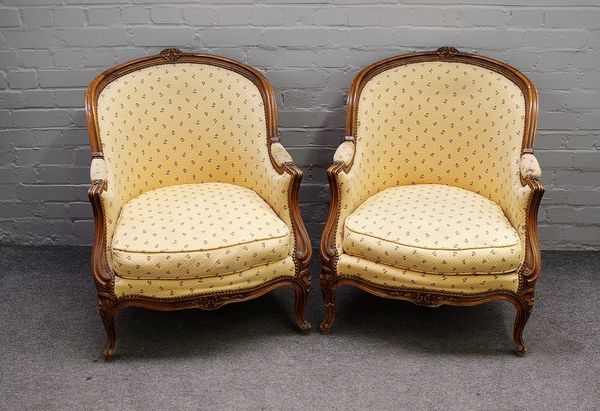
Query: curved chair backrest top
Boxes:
[
  {"xmin": 85, "ymin": 48, "xmax": 282, "ymax": 204},
  {"xmin": 343, "ymin": 47, "xmax": 538, "ymax": 212},
  {"xmin": 346, "ymin": 47, "xmax": 537, "ymax": 147}
]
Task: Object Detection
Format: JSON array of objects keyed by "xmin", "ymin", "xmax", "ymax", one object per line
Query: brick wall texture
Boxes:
[{"xmin": 0, "ymin": 0, "xmax": 599, "ymax": 250}]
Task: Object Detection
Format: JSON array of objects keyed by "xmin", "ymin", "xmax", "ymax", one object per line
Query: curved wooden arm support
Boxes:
[
  {"xmin": 517, "ymin": 147, "xmax": 544, "ymax": 285},
  {"xmin": 282, "ymin": 163, "xmax": 312, "ymax": 282},
  {"xmin": 320, "ymin": 138, "xmax": 355, "ymax": 277},
  {"xmin": 320, "ymin": 163, "xmax": 345, "ymax": 278},
  {"xmin": 88, "ymin": 179, "xmax": 113, "ymax": 297},
  {"xmin": 266, "ymin": 140, "xmax": 312, "ymax": 280},
  {"xmin": 269, "ymin": 142, "xmax": 312, "ymax": 276},
  {"xmin": 319, "ymin": 135, "xmax": 356, "ymax": 275},
  {"xmin": 522, "ymin": 177, "xmax": 544, "ymax": 285}
]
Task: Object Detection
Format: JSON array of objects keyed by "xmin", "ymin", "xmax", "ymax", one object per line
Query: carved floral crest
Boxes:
[
  {"xmin": 436, "ymin": 46, "xmax": 459, "ymax": 59},
  {"xmin": 160, "ymin": 48, "xmax": 183, "ymax": 62}
]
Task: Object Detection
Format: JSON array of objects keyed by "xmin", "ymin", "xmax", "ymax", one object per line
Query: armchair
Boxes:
[
  {"xmin": 320, "ymin": 47, "xmax": 544, "ymax": 355},
  {"xmin": 86, "ymin": 49, "xmax": 311, "ymax": 360}
]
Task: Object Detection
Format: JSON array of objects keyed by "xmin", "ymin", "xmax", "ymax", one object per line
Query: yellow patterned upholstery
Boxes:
[
  {"xmin": 337, "ymin": 254, "xmax": 519, "ymax": 294},
  {"xmin": 111, "ymin": 183, "xmax": 290, "ymax": 280},
  {"xmin": 114, "ymin": 256, "xmax": 295, "ymax": 299},
  {"xmin": 90, "ymin": 158, "xmax": 106, "ymax": 181},
  {"xmin": 88, "ymin": 53, "xmax": 312, "ymax": 358},
  {"xmin": 270, "ymin": 142, "xmax": 293, "ymax": 165},
  {"xmin": 333, "ymin": 141, "xmax": 355, "ymax": 165},
  {"xmin": 321, "ymin": 53, "xmax": 542, "ymax": 350},
  {"xmin": 96, "ymin": 63, "xmax": 295, "ymax": 272},
  {"xmin": 343, "ymin": 184, "xmax": 522, "ymax": 276},
  {"xmin": 520, "ymin": 153, "xmax": 542, "ymax": 180},
  {"xmin": 335, "ymin": 61, "xmax": 532, "ymax": 273}
]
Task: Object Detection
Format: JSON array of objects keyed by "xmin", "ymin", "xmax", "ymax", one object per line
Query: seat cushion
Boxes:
[
  {"xmin": 342, "ymin": 184, "xmax": 522, "ymax": 276},
  {"xmin": 111, "ymin": 183, "xmax": 290, "ymax": 279},
  {"xmin": 114, "ymin": 257, "xmax": 296, "ymax": 299},
  {"xmin": 337, "ymin": 254, "xmax": 520, "ymax": 294}
]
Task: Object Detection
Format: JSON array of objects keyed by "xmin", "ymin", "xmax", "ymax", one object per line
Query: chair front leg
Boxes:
[
  {"xmin": 512, "ymin": 290, "xmax": 534, "ymax": 357},
  {"xmin": 292, "ymin": 277, "xmax": 311, "ymax": 334},
  {"xmin": 98, "ymin": 296, "xmax": 118, "ymax": 361},
  {"xmin": 319, "ymin": 273, "xmax": 337, "ymax": 334}
]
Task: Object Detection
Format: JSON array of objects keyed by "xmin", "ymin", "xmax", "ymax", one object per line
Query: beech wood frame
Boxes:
[
  {"xmin": 319, "ymin": 47, "xmax": 544, "ymax": 355},
  {"xmin": 86, "ymin": 48, "xmax": 312, "ymax": 360}
]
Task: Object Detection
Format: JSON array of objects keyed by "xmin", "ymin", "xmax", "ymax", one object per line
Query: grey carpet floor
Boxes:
[{"xmin": 0, "ymin": 246, "xmax": 598, "ymax": 410}]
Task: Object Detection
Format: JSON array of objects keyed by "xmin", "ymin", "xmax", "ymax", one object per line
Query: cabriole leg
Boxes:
[
  {"xmin": 319, "ymin": 277, "xmax": 337, "ymax": 334},
  {"xmin": 98, "ymin": 297, "xmax": 118, "ymax": 361},
  {"xmin": 292, "ymin": 280, "xmax": 311, "ymax": 334},
  {"xmin": 512, "ymin": 296, "xmax": 531, "ymax": 357}
]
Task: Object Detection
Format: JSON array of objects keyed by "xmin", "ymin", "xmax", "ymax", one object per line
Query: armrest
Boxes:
[
  {"xmin": 513, "ymin": 152, "xmax": 544, "ymax": 282},
  {"xmin": 333, "ymin": 141, "xmax": 355, "ymax": 166},
  {"xmin": 321, "ymin": 140, "xmax": 360, "ymax": 273},
  {"xmin": 90, "ymin": 158, "xmax": 107, "ymax": 182},
  {"xmin": 270, "ymin": 142, "xmax": 293, "ymax": 167},
  {"xmin": 88, "ymin": 156, "xmax": 122, "ymax": 280},
  {"xmin": 88, "ymin": 158, "xmax": 112, "ymax": 291},
  {"xmin": 263, "ymin": 142, "xmax": 311, "ymax": 271},
  {"xmin": 520, "ymin": 153, "xmax": 541, "ymax": 181}
]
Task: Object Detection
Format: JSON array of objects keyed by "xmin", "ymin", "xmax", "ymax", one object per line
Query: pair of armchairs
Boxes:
[{"xmin": 86, "ymin": 47, "xmax": 543, "ymax": 360}]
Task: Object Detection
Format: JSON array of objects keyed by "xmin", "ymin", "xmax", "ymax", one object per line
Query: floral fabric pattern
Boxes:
[
  {"xmin": 343, "ymin": 184, "xmax": 522, "ymax": 275},
  {"xmin": 335, "ymin": 61, "xmax": 532, "ymax": 273},
  {"xmin": 114, "ymin": 256, "xmax": 296, "ymax": 299},
  {"xmin": 96, "ymin": 63, "xmax": 295, "ymax": 271},
  {"xmin": 90, "ymin": 158, "xmax": 106, "ymax": 181},
  {"xmin": 520, "ymin": 153, "xmax": 542, "ymax": 180},
  {"xmin": 333, "ymin": 141, "xmax": 354, "ymax": 165},
  {"xmin": 337, "ymin": 254, "xmax": 519, "ymax": 294},
  {"xmin": 270, "ymin": 142, "xmax": 293, "ymax": 165},
  {"xmin": 111, "ymin": 183, "xmax": 290, "ymax": 280}
]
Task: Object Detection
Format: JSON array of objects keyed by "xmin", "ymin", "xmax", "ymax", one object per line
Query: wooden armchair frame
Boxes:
[
  {"xmin": 86, "ymin": 49, "xmax": 312, "ymax": 360},
  {"xmin": 319, "ymin": 47, "xmax": 544, "ymax": 355}
]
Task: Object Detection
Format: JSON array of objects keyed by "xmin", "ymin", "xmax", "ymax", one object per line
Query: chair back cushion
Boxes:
[
  {"xmin": 97, "ymin": 62, "xmax": 273, "ymax": 205},
  {"xmin": 352, "ymin": 60, "xmax": 526, "ymax": 216}
]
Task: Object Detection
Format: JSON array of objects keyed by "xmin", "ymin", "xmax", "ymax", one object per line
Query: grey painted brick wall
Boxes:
[{"xmin": 1, "ymin": 0, "xmax": 599, "ymax": 251}]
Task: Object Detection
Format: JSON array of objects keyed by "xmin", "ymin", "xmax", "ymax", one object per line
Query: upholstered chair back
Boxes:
[
  {"xmin": 88, "ymin": 53, "xmax": 293, "ymax": 255},
  {"xmin": 343, "ymin": 57, "xmax": 536, "ymax": 248},
  {"xmin": 96, "ymin": 62, "xmax": 276, "ymax": 206},
  {"xmin": 352, "ymin": 60, "xmax": 527, "ymax": 208}
]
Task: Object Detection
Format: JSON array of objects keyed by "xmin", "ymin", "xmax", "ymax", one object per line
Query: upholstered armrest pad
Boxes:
[
  {"xmin": 333, "ymin": 141, "xmax": 355, "ymax": 165},
  {"xmin": 271, "ymin": 143, "xmax": 293, "ymax": 166},
  {"xmin": 90, "ymin": 158, "xmax": 107, "ymax": 181},
  {"xmin": 520, "ymin": 153, "xmax": 541, "ymax": 180}
]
